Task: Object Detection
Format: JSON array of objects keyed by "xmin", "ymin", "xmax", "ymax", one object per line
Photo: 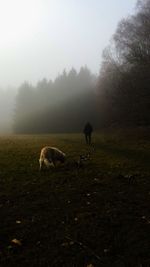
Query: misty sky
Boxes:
[{"xmin": 0, "ymin": 0, "xmax": 137, "ymax": 89}]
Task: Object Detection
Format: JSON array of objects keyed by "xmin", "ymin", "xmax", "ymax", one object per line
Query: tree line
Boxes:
[
  {"xmin": 14, "ymin": 0, "xmax": 150, "ymax": 133},
  {"xmin": 14, "ymin": 67, "xmax": 98, "ymax": 133},
  {"xmin": 97, "ymin": 0, "xmax": 150, "ymax": 127}
]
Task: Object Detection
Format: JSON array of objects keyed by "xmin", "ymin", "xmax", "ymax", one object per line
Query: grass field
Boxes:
[{"xmin": 0, "ymin": 130, "xmax": 150, "ymax": 267}]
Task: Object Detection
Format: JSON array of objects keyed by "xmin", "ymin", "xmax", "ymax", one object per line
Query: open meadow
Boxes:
[{"xmin": 0, "ymin": 130, "xmax": 150, "ymax": 267}]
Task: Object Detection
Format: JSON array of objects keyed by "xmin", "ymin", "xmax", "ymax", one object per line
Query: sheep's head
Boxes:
[{"xmin": 60, "ymin": 153, "xmax": 66, "ymax": 163}]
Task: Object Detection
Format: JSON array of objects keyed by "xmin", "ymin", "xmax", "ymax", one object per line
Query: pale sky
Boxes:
[{"xmin": 0, "ymin": 0, "xmax": 137, "ymax": 89}]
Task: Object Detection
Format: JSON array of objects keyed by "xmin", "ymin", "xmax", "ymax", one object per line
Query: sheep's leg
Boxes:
[
  {"xmin": 44, "ymin": 158, "xmax": 52, "ymax": 168},
  {"xmin": 52, "ymin": 160, "xmax": 56, "ymax": 168},
  {"xmin": 39, "ymin": 158, "xmax": 44, "ymax": 171}
]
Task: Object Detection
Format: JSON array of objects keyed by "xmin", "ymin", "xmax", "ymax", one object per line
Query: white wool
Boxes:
[{"xmin": 39, "ymin": 146, "xmax": 66, "ymax": 170}]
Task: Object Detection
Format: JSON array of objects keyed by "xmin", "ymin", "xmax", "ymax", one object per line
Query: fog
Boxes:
[
  {"xmin": 0, "ymin": 89, "xmax": 16, "ymax": 133},
  {"xmin": 0, "ymin": 0, "xmax": 137, "ymax": 133}
]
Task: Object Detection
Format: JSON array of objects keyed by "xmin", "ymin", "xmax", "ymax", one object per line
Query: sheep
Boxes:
[{"xmin": 39, "ymin": 146, "xmax": 66, "ymax": 170}]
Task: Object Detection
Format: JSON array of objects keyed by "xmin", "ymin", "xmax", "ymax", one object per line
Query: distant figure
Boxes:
[{"xmin": 83, "ymin": 122, "xmax": 93, "ymax": 145}]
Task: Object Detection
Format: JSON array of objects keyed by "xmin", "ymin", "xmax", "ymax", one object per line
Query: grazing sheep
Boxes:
[{"xmin": 39, "ymin": 146, "xmax": 66, "ymax": 170}]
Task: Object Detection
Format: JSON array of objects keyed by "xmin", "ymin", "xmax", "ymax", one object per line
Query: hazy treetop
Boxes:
[{"xmin": 0, "ymin": 0, "xmax": 136, "ymax": 89}]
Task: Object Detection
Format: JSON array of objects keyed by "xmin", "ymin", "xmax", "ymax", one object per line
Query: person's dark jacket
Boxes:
[{"xmin": 83, "ymin": 123, "xmax": 93, "ymax": 135}]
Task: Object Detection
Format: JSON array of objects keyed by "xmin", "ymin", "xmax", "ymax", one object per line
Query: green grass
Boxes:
[{"xmin": 0, "ymin": 131, "xmax": 150, "ymax": 266}]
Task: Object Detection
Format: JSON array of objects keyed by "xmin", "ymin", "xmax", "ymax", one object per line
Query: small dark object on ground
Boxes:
[
  {"xmin": 118, "ymin": 174, "xmax": 138, "ymax": 184},
  {"xmin": 76, "ymin": 153, "xmax": 91, "ymax": 169}
]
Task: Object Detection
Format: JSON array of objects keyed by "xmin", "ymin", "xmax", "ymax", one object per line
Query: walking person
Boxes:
[{"xmin": 83, "ymin": 122, "xmax": 93, "ymax": 145}]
